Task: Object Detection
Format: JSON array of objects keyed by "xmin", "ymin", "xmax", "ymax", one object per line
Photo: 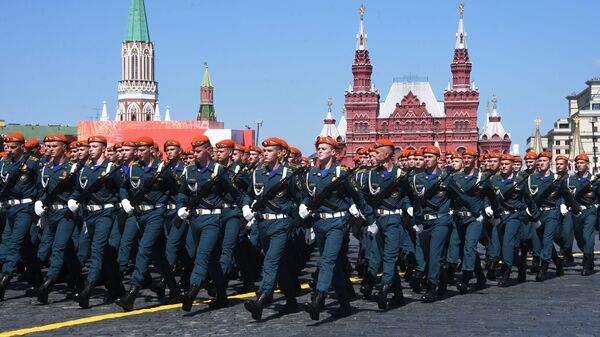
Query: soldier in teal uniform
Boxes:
[
  {"xmin": 116, "ymin": 140, "xmax": 140, "ymax": 274},
  {"xmin": 567, "ymin": 153, "xmax": 598, "ymax": 275},
  {"xmin": 554, "ymin": 155, "xmax": 576, "ymax": 266},
  {"xmin": 518, "ymin": 151, "xmax": 542, "ymax": 273},
  {"xmin": 0, "ymin": 132, "xmax": 42, "ymax": 300},
  {"xmin": 176, "ymin": 135, "xmax": 244, "ymax": 312},
  {"xmin": 527, "ymin": 151, "xmax": 572, "ymax": 282},
  {"xmin": 68, "ymin": 135, "xmax": 125, "ymax": 308},
  {"xmin": 411, "ymin": 145, "xmax": 451, "ymax": 303},
  {"xmin": 32, "ymin": 134, "xmax": 82, "ymax": 304},
  {"xmin": 242, "ymin": 137, "xmax": 300, "ymax": 321},
  {"xmin": 300, "ymin": 136, "xmax": 373, "ymax": 320},
  {"xmin": 115, "ymin": 136, "xmax": 181, "ymax": 311}
]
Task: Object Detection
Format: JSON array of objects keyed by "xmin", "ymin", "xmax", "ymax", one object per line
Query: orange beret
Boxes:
[
  {"xmin": 462, "ymin": 149, "xmax": 477, "ymax": 157},
  {"xmin": 136, "ymin": 136, "xmax": 154, "ymax": 147},
  {"xmin": 357, "ymin": 148, "xmax": 368, "ymax": 155},
  {"xmin": 111, "ymin": 143, "xmax": 122, "ymax": 151},
  {"xmin": 262, "ymin": 137, "xmax": 287, "ymax": 148},
  {"xmin": 77, "ymin": 140, "xmax": 89, "ymax": 147},
  {"xmin": 121, "ymin": 140, "xmax": 137, "ymax": 147},
  {"xmin": 164, "ymin": 139, "xmax": 181, "ymax": 149},
  {"xmin": 449, "ymin": 150, "xmax": 462, "ymax": 159},
  {"xmin": 301, "ymin": 157, "xmax": 310, "ymax": 164},
  {"xmin": 555, "ymin": 155, "xmax": 568, "ymax": 162},
  {"xmin": 353, "ymin": 154, "xmax": 360, "ymax": 162},
  {"xmin": 374, "ymin": 138, "xmax": 394, "ymax": 149},
  {"xmin": 488, "ymin": 152, "xmax": 502, "ymax": 159},
  {"xmin": 538, "ymin": 151, "xmax": 552, "ymax": 159},
  {"xmin": 315, "ymin": 136, "xmax": 339, "ymax": 149},
  {"xmin": 248, "ymin": 145, "xmax": 263, "ymax": 153},
  {"xmin": 524, "ymin": 151, "xmax": 538, "ymax": 160},
  {"xmin": 215, "ymin": 140, "xmax": 235, "ymax": 149},
  {"xmin": 44, "ymin": 134, "xmax": 68, "ymax": 143},
  {"xmin": 234, "ymin": 144, "xmax": 247, "ymax": 152},
  {"xmin": 184, "ymin": 146, "xmax": 193, "ymax": 155},
  {"xmin": 575, "ymin": 153, "xmax": 590, "ymax": 162},
  {"xmin": 191, "ymin": 135, "xmax": 210, "ymax": 147},
  {"xmin": 289, "ymin": 146, "xmax": 302, "ymax": 155},
  {"xmin": 501, "ymin": 154, "xmax": 515, "ymax": 162},
  {"xmin": 88, "ymin": 135, "xmax": 107, "ymax": 145},
  {"xmin": 513, "ymin": 155, "xmax": 522, "ymax": 162},
  {"xmin": 278, "ymin": 138, "xmax": 289, "ymax": 150},
  {"xmin": 69, "ymin": 141, "xmax": 79, "ymax": 149},
  {"xmin": 423, "ymin": 145, "xmax": 441, "ymax": 156},
  {"xmin": 414, "ymin": 149, "xmax": 424, "ymax": 157},
  {"xmin": 5, "ymin": 132, "xmax": 25, "ymax": 143}
]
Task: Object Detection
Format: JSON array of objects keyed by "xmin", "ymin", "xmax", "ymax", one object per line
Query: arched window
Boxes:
[
  {"xmin": 382, "ymin": 122, "xmax": 388, "ymax": 133},
  {"xmin": 131, "ymin": 50, "xmax": 138, "ymax": 79}
]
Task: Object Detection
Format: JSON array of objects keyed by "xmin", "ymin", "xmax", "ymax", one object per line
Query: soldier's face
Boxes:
[
  {"xmin": 451, "ymin": 158, "xmax": 464, "ymax": 171},
  {"xmin": 164, "ymin": 146, "xmax": 181, "ymax": 162},
  {"xmin": 375, "ymin": 147, "xmax": 392, "ymax": 164},
  {"xmin": 488, "ymin": 158, "xmax": 500, "ymax": 171},
  {"xmin": 555, "ymin": 160, "xmax": 568, "ymax": 173},
  {"xmin": 121, "ymin": 146, "xmax": 136, "ymax": 162},
  {"xmin": 46, "ymin": 142, "xmax": 66, "ymax": 159},
  {"xmin": 137, "ymin": 146, "xmax": 152, "ymax": 162},
  {"xmin": 317, "ymin": 144, "xmax": 336, "ymax": 162},
  {"xmin": 576, "ymin": 160, "xmax": 589, "ymax": 173},
  {"xmin": 77, "ymin": 146, "xmax": 89, "ymax": 161},
  {"xmin": 216, "ymin": 148, "xmax": 232, "ymax": 164},
  {"xmin": 407, "ymin": 156, "xmax": 415, "ymax": 168},
  {"xmin": 232, "ymin": 150, "xmax": 243, "ymax": 163},
  {"xmin": 414, "ymin": 156, "xmax": 424, "ymax": 169},
  {"xmin": 263, "ymin": 146, "xmax": 282, "ymax": 165},
  {"xmin": 500, "ymin": 160, "xmax": 513, "ymax": 175},
  {"xmin": 88, "ymin": 143, "xmax": 105, "ymax": 160},
  {"xmin": 5, "ymin": 142, "xmax": 24, "ymax": 158},
  {"xmin": 248, "ymin": 151, "xmax": 260, "ymax": 164},
  {"xmin": 186, "ymin": 154, "xmax": 195, "ymax": 165},
  {"xmin": 117, "ymin": 148, "xmax": 123, "ymax": 160},
  {"xmin": 525, "ymin": 159, "xmax": 536, "ymax": 171},
  {"xmin": 512, "ymin": 161, "xmax": 522, "ymax": 171},
  {"xmin": 538, "ymin": 157, "xmax": 550, "ymax": 171},
  {"xmin": 193, "ymin": 144, "xmax": 212, "ymax": 163},
  {"xmin": 424, "ymin": 154, "xmax": 438, "ymax": 169},
  {"xmin": 463, "ymin": 155, "xmax": 475, "ymax": 168}
]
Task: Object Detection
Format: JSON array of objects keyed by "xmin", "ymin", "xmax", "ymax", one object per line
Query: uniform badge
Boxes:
[
  {"xmin": 62, "ymin": 171, "xmax": 68, "ymax": 177},
  {"xmin": 101, "ymin": 171, "xmax": 107, "ymax": 177}
]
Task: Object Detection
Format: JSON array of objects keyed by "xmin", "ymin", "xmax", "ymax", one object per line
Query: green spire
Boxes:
[
  {"xmin": 126, "ymin": 0, "xmax": 150, "ymax": 42},
  {"xmin": 202, "ymin": 62, "xmax": 212, "ymax": 87}
]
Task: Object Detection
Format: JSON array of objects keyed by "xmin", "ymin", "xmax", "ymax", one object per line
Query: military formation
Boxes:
[{"xmin": 0, "ymin": 132, "xmax": 597, "ymax": 321}]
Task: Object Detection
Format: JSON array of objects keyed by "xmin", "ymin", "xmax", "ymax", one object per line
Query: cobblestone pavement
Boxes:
[{"xmin": 1, "ymin": 238, "xmax": 600, "ymax": 337}]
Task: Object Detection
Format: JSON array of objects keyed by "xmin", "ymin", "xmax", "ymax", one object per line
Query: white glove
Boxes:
[
  {"xmin": 560, "ymin": 204, "xmax": 569, "ymax": 216},
  {"xmin": 305, "ymin": 228, "xmax": 316, "ymax": 245},
  {"xmin": 367, "ymin": 222, "xmax": 379, "ymax": 236},
  {"xmin": 69, "ymin": 162, "xmax": 78, "ymax": 174},
  {"xmin": 525, "ymin": 208, "xmax": 532, "ymax": 217},
  {"xmin": 299, "ymin": 204, "xmax": 311, "ymax": 219},
  {"xmin": 484, "ymin": 206, "xmax": 494, "ymax": 217},
  {"xmin": 34, "ymin": 200, "xmax": 46, "ymax": 217},
  {"xmin": 406, "ymin": 207, "xmax": 414, "ymax": 217},
  {"xmin": 246, "ymin": 218, "xmax": 255, "ymax": 229},
  {"xmin": 177, "ymin": 207, "xmax": 190, "ymax": 220},
  {"xmin": 413, "ymin": 224, "xmax": 424, "ymax": 234},
  {"xmin": 348, "ymin": 204, "xmax": 361, "ymax": 218},
  {"xmin": 121, "ymin": 199, "xmax": 135, "ymax": 215},
  {"xmin": 67, "ymin": 199, "xmax": 79, "ymax": 213},
  {"xmin": 242, "ymin": 205, "xmax": 255, "ymax": 221},
  {"xmin": 36, "ymin": 217, "xmax": 47, "ymax": 229},
  {"xmin": 533, "ymin": 221, "xmax": 542, "ymax": 229},
  {"xmin": 475, "ymin": 215, "xmax": 484, "ymax": 223}
]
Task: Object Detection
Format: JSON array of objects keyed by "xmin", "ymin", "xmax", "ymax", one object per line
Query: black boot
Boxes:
[
  {"xmin": 166, "ymin": 278, "xmax": 182, "ymax": 304},
  {"xmin": 486, "ymin": 260, "xmax": 498, "ymax": 281},
  {"xmin": 359, "ymin": 273, "xmax": 374, "ymax": 300},
  {"xmin": 149, "ymin": 278, "xmax": 166, "ymax": 298},
  {"xmin": 74, "ymin": 283, "xmax": 94, "ymax": 309},
  {"xmin": 562, "ymin": 248, "xmax": 576, "ymax": 267},
  {"xmin": 244, "ymin": 291, "xmax": 272, "ymax": 321},
  {"xmin": 278, "ymin": 296, "xmax": 298, "ymax": 316},
  {"xmin": 536, "ymin": 261, "xmax": 549, "ymax": 282},
  {"xmin": 303, "ymin": 292, "xmax": 326, "ymax": 321},
  {"xmin": 553, "ymin": 253, "xmax": 564, "ymax": 277},
  {"xmin": 115, "ymin": 285, "xmax": 140, "ymax": 312},
  {"xmin": 517, "ymin": 258, "xmax": 527, "ymax": 283},
  {"xmin": 181, "ymin": 284, "xmax": 202, "ymax": 312},
  {"xmin": 497, "ymin": 267, "xmax": 511, "ymax": 287},
  {"xmin": 410, "ymin": 270, "xmax": 424, "ymax": 292},
  {"xmin": 208, "ymin": 286, "xmax": 229, "ymax": 310},
  {"xmin": 420, "ymin": 283, "xmax": 439, "ymax": 303},
  {"xmin": 531, "ymin": 257, "xmax": 541, "ymax": 274},
  {"xmin": 36, "ymin": 279, "xmax": 54, "ymax": 304},
  {"xmin": 374, "ymin": 284, "xmax": 392, "ymax": 310},
  {"xmin": 332, "ymin": 297, "xmax": 352, "ymax": 318},
  {"xmin": 456, "ymin": 271, "xmax": 472, "ymax": 294},
  {"xmin": 445, "ymin": 263, "xmax": 457, "ymax": 285},
  {"xmin": 388, "ymin": 281, "xmax": 405, "ymax": 308},
  {"xmin": 581, "ymin": 257, "xmax": 593, "ymax": 276},
  {"xmin": 474, "ymin": 262, "xmax": 487, "ymax": 289},
  {"xmin": 0, "ymin": 274, "xmax": 11, "ymax": 301}
]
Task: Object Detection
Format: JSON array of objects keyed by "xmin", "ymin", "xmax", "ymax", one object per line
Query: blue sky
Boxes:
[{"xmin": 1, "ymin": 0, "xmax": 600, "ymax": 153}]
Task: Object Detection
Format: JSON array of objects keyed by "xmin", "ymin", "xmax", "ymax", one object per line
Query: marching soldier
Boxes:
[
  {"xmin": 68, "ymin": 136, "xmax": 125, "ymax": 308},
  {"xmin": 32, "ymin": 134, "xmax": 83, "ymax": 304},
  {"xmin": 567, "ymin": 153, "xmax": 598, "ymax": 275},
  {"xmin": 519, "ymin": 151, "xmax": 542, "ymax": 273},
  {"xmin": 115, "ymin": 137, "xmax": 182, "ymax": 311},
  {"xmin": 0, "ymin": 133, "xmax": 42, "ymax": 300},
  {"xmin": 116, "ymin": 140, "xmax": 140, "ymax": 274},
  {"xmin": 555, "ymin": 155, "xmax": 576, "ymax": 266}
]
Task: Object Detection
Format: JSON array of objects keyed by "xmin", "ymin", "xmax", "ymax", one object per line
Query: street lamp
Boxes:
[
  {"xmin": 592, "ymin": 117, "xmax": 598, "ymax": 173},
  {"xmin": 254, "ymin": 120, "xmax": 263, "ymax": 145}
]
